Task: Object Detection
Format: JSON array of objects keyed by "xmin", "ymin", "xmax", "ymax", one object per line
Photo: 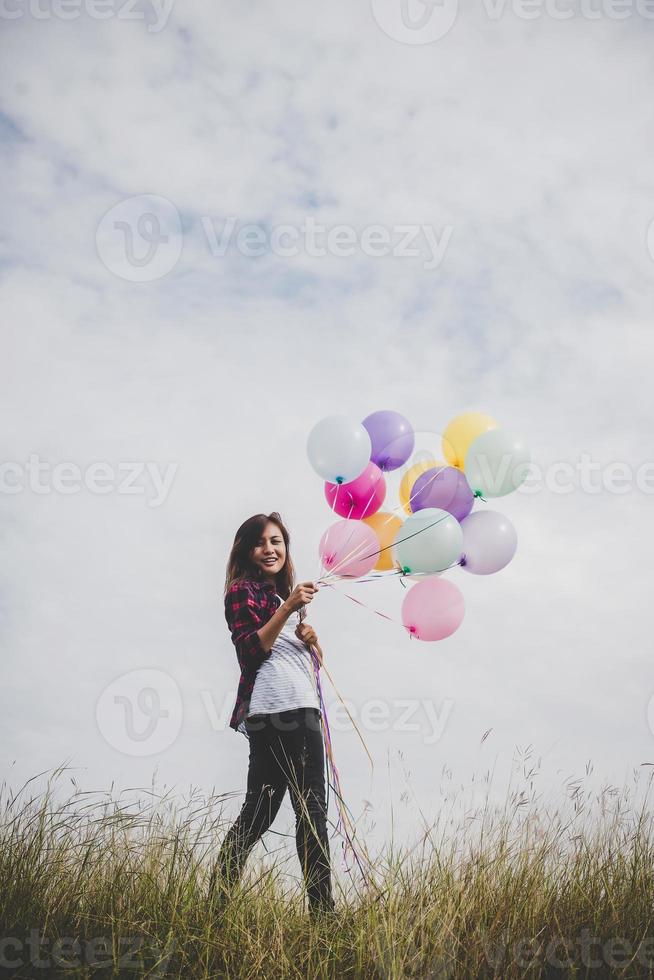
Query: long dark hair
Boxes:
[{"xmin": 224, "ymin": 512, "xmax": 298, "ymax": 602}]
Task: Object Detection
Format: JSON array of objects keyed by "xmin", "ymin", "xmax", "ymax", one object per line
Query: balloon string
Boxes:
[
  {"xmin": 320, "ymin": 510, "xmax": 454, "ymax": 582},
  {"xmin": 315, "ymin": 479, "xmax": 340, "ymax": 602},
  {"xmin": 320, "ymin": 463, "xmax": 473, "ymax": 581},
  {"xmin": 321, "ymin": 556, "xmax": 464, "ymax": 586},
  {"xmin": 322, "ymin": 476, "xmax": 382, "ymax": 579},
  {"xmin": 319, "ymin": 580, "xmax": 418, "ymax": 636},
  {"xmin": 319, "ymin": 462, "xmax": 445, "ymax": 581},
  {"xmin": 308, "ymin": 467, "xmax": 475, "ymax": 875},
  {"xmin": 308, "ymin": 643, "xmax": 377, "ymax": 884},
  {"xmin": 308, "ymin": 499, "xmax": 378, "ymax": 886},
  {"xmin": 313, "ymin": 478, "xmax": 354, "ymax": 614},
  {"xmin": 311, "ymin": 482, "xmax": 343, "ymax": 815},
  {"xmin": 313, "ymin": 466, "xmax": 358, "ymax": 853},
  {"xmin": 322, "ymin": 568, "xmax": 406, "ymax": 585},
  {"xmin": 312, "ymin": 647, "xmax": 375, "ymax": 772},
  {"xmin": 316, "ymin": 480, "xmax": 347, "ymax": 580}
]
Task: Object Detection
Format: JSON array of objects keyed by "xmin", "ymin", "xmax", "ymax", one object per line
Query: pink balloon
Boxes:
[
  {"xmin": 401, "ymin": 577, "xmax": 465, "ymax": 641},
  {"xmin": 324, "ymin": 461, "xmax": 386, "ymax": 519},
  {"xmin": 319, "ymin": 520, "xmax": 379, "ymax": 578}
]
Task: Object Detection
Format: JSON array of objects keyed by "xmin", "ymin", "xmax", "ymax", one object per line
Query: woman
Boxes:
[{"xmin": 210, "ymin": 511, "xmax": 336, "ymax": 919}]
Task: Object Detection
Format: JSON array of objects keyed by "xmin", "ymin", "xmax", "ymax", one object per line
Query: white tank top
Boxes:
[{"xmin": 246, "ymin": 594, "xmax": 320, "ymax": 718}]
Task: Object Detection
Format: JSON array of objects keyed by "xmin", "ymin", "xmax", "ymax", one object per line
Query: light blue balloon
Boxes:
[{"xmin": 393, "ymin": 507, "xmax": 463, "ymax": 575}]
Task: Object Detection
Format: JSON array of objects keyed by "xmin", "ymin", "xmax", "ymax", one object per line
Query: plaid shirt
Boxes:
[{"xmin": 224, "ymin": 576, "xmax": 281, "ymax": 733}]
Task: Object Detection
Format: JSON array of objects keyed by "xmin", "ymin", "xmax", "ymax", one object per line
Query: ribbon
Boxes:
[{"xmin": 308, "ymin": 643, "xmax": 376, "ymax": 882}]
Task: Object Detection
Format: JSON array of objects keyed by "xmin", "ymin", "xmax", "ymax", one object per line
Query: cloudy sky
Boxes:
[{"xmin": 1, "ymin": 0, "xmax": 653, "ymax": 878}]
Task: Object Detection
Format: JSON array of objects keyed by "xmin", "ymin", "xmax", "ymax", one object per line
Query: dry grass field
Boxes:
[{"xmin": 1, "ymin": 762, "xmax": 653, "ymax": 978}]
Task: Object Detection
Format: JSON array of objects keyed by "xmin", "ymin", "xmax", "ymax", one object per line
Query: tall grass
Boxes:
[{"xmin": 1, "ymin": 761, "xmax": 653, "ymax": 978}]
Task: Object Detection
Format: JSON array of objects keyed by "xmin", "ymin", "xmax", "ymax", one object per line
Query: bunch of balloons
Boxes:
[{"xmin": 306, "ymin": 410, "xmax": 530, "ymax": 642}]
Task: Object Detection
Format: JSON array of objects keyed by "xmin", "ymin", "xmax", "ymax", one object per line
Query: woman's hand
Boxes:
[
  {"xmin": 295, "ymin": 622, "xmax": 318, "ymax": 647},
  {"xmin": 285, "ymin": 581, "xmax": 318, "ymax": 613},
  {"xmin": 295, "ymin": 623, "xmax": 324, "ymax": 668}
]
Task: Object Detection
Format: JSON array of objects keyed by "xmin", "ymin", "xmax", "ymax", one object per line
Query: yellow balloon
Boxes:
[
  {"xmin": 399, "ymin": 458, "xmax": 445, "ymax": 515},
  {"xmin": 363, "ymin": 512, "xmax": 404, "ymax": 571},
  {"xmin": 442, "ymin": 412, "xmax": 498, "ymax": 469}
]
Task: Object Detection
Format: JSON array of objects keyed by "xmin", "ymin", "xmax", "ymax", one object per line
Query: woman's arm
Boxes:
[
  {"xmin": 256, "ymin": 600, "xmax": 293, "ymax": 652},
  {"xmin": 225, "ymin": 583, "xmax": 293, "ymax": 671}
]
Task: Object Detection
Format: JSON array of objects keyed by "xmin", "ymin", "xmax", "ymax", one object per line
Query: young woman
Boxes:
[{"xmin": 210, "ymin": 511, "xmax": 336, "ymax": 919}]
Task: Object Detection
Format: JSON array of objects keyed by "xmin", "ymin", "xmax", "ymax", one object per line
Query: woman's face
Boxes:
[{"xmin": 250, "ymin": 521, "xmax": 286, "ymax": 579}]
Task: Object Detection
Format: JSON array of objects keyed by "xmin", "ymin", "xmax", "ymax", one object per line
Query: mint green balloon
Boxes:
[
  {"xmin": 393, "ymin": 507, "xmax": 463, "ymax": 575},
  {"xmin": 464, "ymin": 429, "xmax": 531, "ymax": 498}
]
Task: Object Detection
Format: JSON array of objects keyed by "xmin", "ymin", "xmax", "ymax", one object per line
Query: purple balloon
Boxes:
[
  {"xmin": 362, "ymin": 410, "xmax": 415, "ymax": 472},
  {"xmin": 411, "ymin": 465, "xmax": 474, "ymax": 522}
]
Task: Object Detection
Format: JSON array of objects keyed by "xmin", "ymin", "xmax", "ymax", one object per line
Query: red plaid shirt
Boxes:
[{"xmin": 224, "ymin": 576, "xmax": 281, "ymax": 732}]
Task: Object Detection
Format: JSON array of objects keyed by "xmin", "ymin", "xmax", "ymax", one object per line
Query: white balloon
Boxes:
[
  {"xmin": 306, "ymin": 415, "xmax": 372, "ymax": 484},
  {"xmin": 464, "ymin": 429, "xmax": 531, "ymax": 498},
  {"xmin": 460, "ymin": 510, "xmax": 517, "ymax": 575}
]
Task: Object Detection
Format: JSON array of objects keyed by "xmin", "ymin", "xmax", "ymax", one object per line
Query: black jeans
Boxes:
[{"xmin": 214, "ymin": 706, "xmax": 335, "ymax": 914}]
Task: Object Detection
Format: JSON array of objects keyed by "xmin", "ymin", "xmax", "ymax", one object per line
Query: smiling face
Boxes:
[{"xmin": 250, "ymin": 521, "xmax": 287, "ymax": 580}]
